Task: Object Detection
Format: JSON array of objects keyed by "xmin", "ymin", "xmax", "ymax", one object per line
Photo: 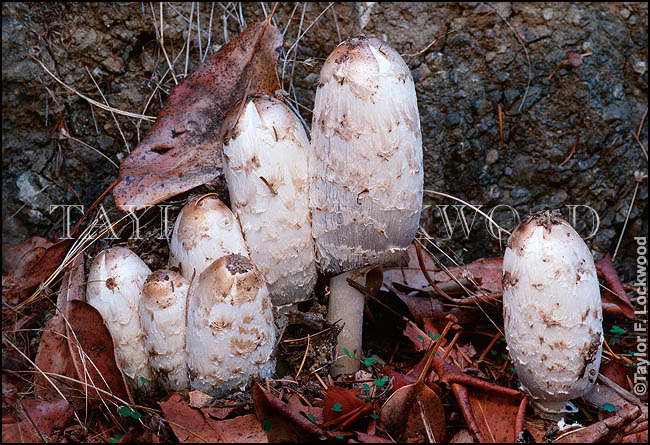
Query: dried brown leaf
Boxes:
[
  {"xmin": 2, "ymin": 237, "xmax": 71, "ymax": 305},
  {"xmin": 383, "ymin": 243, "xmax": 503, "ymax": 295},
  {"xmin": 65, "ymin": 300, "xmax": 132, "ymax": 407},
  {"xmin": 380, "ymin": 383, "xmax": 446, "ymax": 442},
  {"xmin": 34, "ymin": 256, "xmax": 84, "ymax": 404},
  {"xmin": 323, "ymin": 385, "xmax": 373, "ymax": 425},
  {"xmin": 114, "ymin": 21, "xmax": 282, "ymax": 210},
  {"xmin": 160, "ymin": 393, "xmax": 221, "ymax": 443},
  {"xmin": 252, "ymin": 383, "xmax": 324, "ymax": 442},
  {"xmin": 466, "ymin": 387, "xmax": 520, "ymax": 443},
  {"xmin": 596, "ymin": 253, "xmax": 635, "ymax": 320},
  {"xmin": 1, "ymin": 399, "xmax": 75, "ymax": 443}
]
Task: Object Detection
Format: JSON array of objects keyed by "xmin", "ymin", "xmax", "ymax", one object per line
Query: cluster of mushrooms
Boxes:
[
  {"xmin": 86, "ymin": 36, "xmax": 422, "ymax": 396},
  {"xmin": 85, "ymin": 35, "xmax": 603, "ymax": 416}
]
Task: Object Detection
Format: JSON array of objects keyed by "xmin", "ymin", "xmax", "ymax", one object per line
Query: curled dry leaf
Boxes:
[
  {"xmin": 380, "ymin": 382, "xmax": 445, "ymax": 442},
  {"xmin": 383, "ymin": 243, "xmax": 503, "ymax": 295},
  {"xmin": 65, "ymin": 300, "xmax": 132, "ymax": 408},
  {"xmin": 160, "ymin": 393, "xmax": 267, "ymax": 443},
  {"xmin": 596, "ymin": 253, "xmax": 635, "ymax": 320},
  {"xmin": 1, "ymin": 399, "xmax": 75, "ymax": 443},
  {"xmin": 34, "ymin": 255, "xmax": 84, "ymax": 405},
  {"xmin": 465, "ymin": 387, "xmax": 521, "ymax": 443},
  {"xmin": 554, "ymin": 404, "xmax": 644, "ymax": 443},
  {"xmin": 323, "ymin": 385, "xmax": 374, "ymax": 427},
  {"xmin": 252, "ymin": 383, "xmax": 324, "ymax": 442},
  {"xmin": 113, "ymin": 21, "xmax": 282, "ymax": 210},
  {"xmin": 2, "ymin": 236, "xmax": 71, "ymax": 305}
]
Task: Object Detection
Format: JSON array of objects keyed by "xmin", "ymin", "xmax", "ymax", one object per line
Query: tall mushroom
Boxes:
[
  {"xmin": 503, "ymin": 210, "xmax": 603, "ymax": 415},
  {"xmin": 86, "ymin": 246, "xmax": 153, "ymax": 389},
  {"xmin": 310, "ymin": 37, "xmax": 423, "ymax": 375},
  {"xmin": 221, "ymin": 95, "xmax": 317, "ymax": 307},
  {"xmin": 140, "ymin": 269, "xmax": 190, "ymax": 392},
  {"xmin": 168, "ymin": 195, "xmax": 249, "ymax": 281},
  {"xmin": 186, "ymin": 254, "xmax": 276, "ymax": 396}
]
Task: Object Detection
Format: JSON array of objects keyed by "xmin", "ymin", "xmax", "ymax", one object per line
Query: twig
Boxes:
[
  {"xmin": 202, "ymin": 2, "xmax": 215, "ymax": 63},
  {"xmin": 84, "ymin": 67, "xmax": 130, "ymax": 152},
  {"xmin": 184, "ymin": 2, "xmax": 195, "ymax": 77},
  {"xmin": 30, "ymin": 55, "xmax": 155, "ymax": 121},
  {"xmin": 637, "ymin": 106, "xmax": 647, "ymax": 139},
  {"xmin": 330, "ymin": 3, "xmax": 341, "ymax": 42},
  {"xmin": 66, "ymin": 135, "xmax": 119, "ymax": 169},
  {"xmin": 559, "ymin": 128, "xmax": 579, "ymax": 166},
  {"xmin": 313, "ymin": 370, "xmax": 328, "ymax": 389},
  {"xmin": 402, "ymin": 23, "xmax": 446, "ymax": 58},
  {"xmin": 295, "ymin": 334, "xmax": 310, "ymax": 378},
  {"xmin": 478, "ymin": 331, "xmax": 501, "ymax": 362},
  {"xmin": 418, "ymin": 399, "xmax": 437, "ymax": 443},
  {"xmin": 488, "ymin": 3, "xmax": 532, "ymax": 113},
  {"xmin": 423, "ymin": 189, "xmax": 510, "ymax": 236},
  {"xmin": 4, "ymin": 335, "xmax": 85, "ymax": 428},
  {"xmin": 196, "ymin": 2, "xmax": 203, "ymax": 62},
  {"xmin": 498, "ymin": 104, "xmax": 503, "ymax": 145},
  {"xmin": 155, "ymin": 2, "xmax": 178, "ymax": 85},
  {"xmin": 632, "ymin": 131, "xmax": 648, "ymax": 161},
  {"xmin": 612, "ymin": 176, "xmax": 641, "ymax": 260},
  {"xmin": 17, "ymin": 398, "xmax": 48, "ymax": 443}
]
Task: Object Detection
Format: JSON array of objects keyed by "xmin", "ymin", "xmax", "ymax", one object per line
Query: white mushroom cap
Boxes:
[
  {"xmin": 86, "ymin": 246, "xmax": 153, "ymax": 387},
  {"xmin": 503, "ymin": 211, "xmax": 603, "ymax": 414},
  {"xmin": 310, "ymin": 36, "xmax": 423, "ymax": 275},
  {"xmin": 140, "ymin": 269, "xmax": 189, "ymax": 392},
  {"xmin": 186, "ymin": 254, "xmax": 276, "ymax": 396},
  {"xmin": 222, "ymin": 96, "xmax": 317, "ymax": 306},
  {"xmin": 168, "ymin": 196, "xmax": 249, "ymax": 281}
]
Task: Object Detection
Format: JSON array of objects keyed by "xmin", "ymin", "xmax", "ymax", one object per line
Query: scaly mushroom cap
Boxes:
[
  {"xmin": 222, "ymin": 95, "xmax": 317, "ymax": 306},
  {"xmin": 186, "ymin": 254, "xmax": 276, "ymax": 396},
  {"xmin": 168, "ymin": 196, "xmax": 249, "ymax": 281},
  {"xmin": 310, "ymin": 36, "xmax": 423, "ymax": 275},
  {"xmin": 503, "ymin": 211, "xmax": 603, "ymax": 414},
  {"xmin": 140, "ymin": 269, "xmax": 190, "ymax": 392},
  {"xmin": 86, "ymin": 246, "xmax": 153, "ymax": 387}
]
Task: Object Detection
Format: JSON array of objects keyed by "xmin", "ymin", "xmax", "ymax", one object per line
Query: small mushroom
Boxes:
[
  {"xmin": 186, "ymin": 254, "xmax": 276, "ymax": 396},
  {"xmin": 503, "ymin": 210, "xmax": 603, "ymax": 415},
  {"xmin": 221, "ymin": 95, "xmax": 317, "ymax": 307},
  {"xmin": 86, "ymin": 246, "xmax": 153, "ymax": 388},
  {"xmin": 168, "ymin": 195, "xmax": 249, "ymax": 281},
  {"xmin": 140, "ymin": 269, "xmax": 190, "ymax": 392},
  {"xmin": 310, "ymin": 37, "xmax": 423, "ymax": 375}
]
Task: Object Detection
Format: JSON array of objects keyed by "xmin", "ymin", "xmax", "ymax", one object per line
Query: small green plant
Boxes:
[
  {"xmin": 118, "ymin": 406, "xmax": 142, "ymax": 420},
  {"xmin": 602, "ymin": 403, "xmax": 616, "ymax": 413}
]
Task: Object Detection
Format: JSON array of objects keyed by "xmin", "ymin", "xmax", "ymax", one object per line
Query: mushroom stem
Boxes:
[{"xmin": 327, "ymin": 270, "xmax": 364, "ymax": 377}]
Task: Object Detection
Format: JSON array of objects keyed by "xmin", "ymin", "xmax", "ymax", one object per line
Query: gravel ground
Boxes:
[{"xmin": 2, "ymin": 2, "xmax": 647, "ymax": 279}]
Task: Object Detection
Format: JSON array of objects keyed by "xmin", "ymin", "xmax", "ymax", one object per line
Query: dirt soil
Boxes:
[{"xmin": 2, "ymin": 2, "xmax": 648, "ymax": 279}]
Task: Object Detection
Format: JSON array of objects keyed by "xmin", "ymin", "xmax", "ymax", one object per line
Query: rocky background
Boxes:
[{"xmin": 2, "ymin": 2, "xmax": 648, "ymax": 280}]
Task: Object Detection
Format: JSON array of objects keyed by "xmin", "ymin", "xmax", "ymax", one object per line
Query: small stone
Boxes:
[
  {"xmin": 542, "ymin": 8, "xmax": 553, "ymax": 21},
  {"xmin": 102, "ymin": 55, "xmax": 125, "ymax": 74},
  {"xmin": 620, "ymin": 8, "xmax": 631, "ymax": 19},
  {"xmin": 496, "ymin": 72, "xmax": 510, "ymax": 83},
  {"xmin": 486, "ymin": 51, "xmax": 496, "ymax": 63},
  {"xmin": 632, "ymin": 59, "xmax": 647, "ymax": 75},
  {"xmin": 471, "ymin": 99, "xmax": 491, "ymax": 115},
  {"xmin": 602, "ymin": 104, "xmax": 623, "ymax": 122},
  {"xmin": 504, "ymin": 89, "xmax": 520, "ymax": 106},
  {"xmin": 445, "ymin": 112, "xmax": 461, "ymax": 127},
  {"xmin": 612, "ymin": 84, "xmax": 624, "ymax": 99},
  {"xmin": 98, "ymin": 135, "xmax": 115, "ymax": 150},
  {"xmin": 485, "ymin": 149, "xmax": 499, "ymax": 165}
]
